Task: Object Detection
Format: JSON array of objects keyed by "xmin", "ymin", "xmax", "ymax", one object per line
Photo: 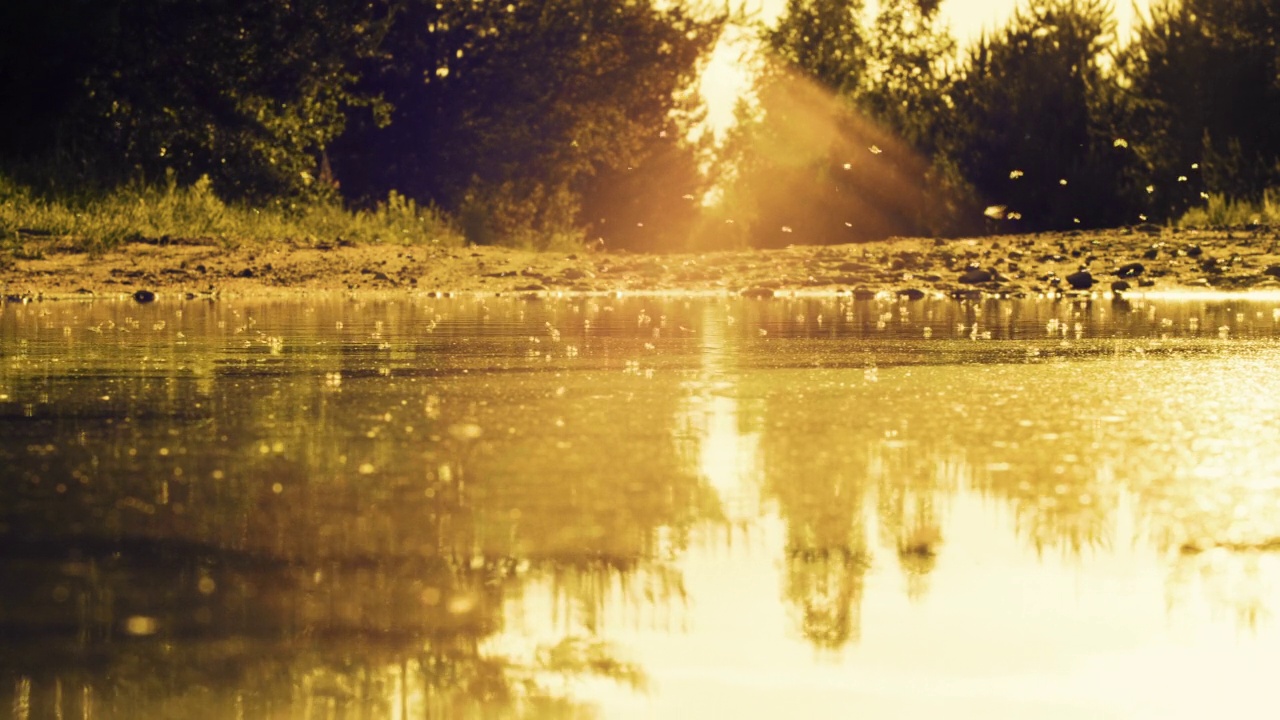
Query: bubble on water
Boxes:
[
  {"xmin": 448, "ymin": 423, "xmax": 482, "ymax": 441},
  {"xmin": 448, "ymin": 593, "xmax": 477, "ymax": 615},
  {"xmin": 272, "ymin": 482, "xmax": 284, "ymax": 493},
  {"xmin": 124, "ymin": 616, "xmax": 159, "ymax": 636},
  {"xmin": 198, "ymin": 577, "xmax": 216, "ymax": 595}
]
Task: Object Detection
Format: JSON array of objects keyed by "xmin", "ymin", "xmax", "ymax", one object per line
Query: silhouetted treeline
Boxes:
[
  {"xmin": 2, "ymin": 0, "xmax": 1278, "ymax": 248},
  {"xmin": 728, "ymin": 0, "xmax": 1280, "ymax": 243},
  {"xmin": 0, "ymin": 0, "xmax": 720, "ymax": 248}
]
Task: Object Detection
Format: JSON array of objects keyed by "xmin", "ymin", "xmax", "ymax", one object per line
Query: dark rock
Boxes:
[
  {"xmin": 1110, "ymin": 280, "xmax": 1131, "ymax": 293},
  {"xmin": 851, "ymin": 287, "xmax": 877, "ymax": 300},
  {"xmin": 1185, "ymin": 244, "xmax": 1203, "ymax": 257},
  {"xmin": 1139, "ymin": 278, "xmax": 1155, "ymax": 287},
  {"xmin": 1263, "ymin": 265, "xmax": 1280, "ymax": 278},
  {"xmin": 958, "ymin": 268, "xmax": 993, "ymax": 284},
  {"xmin": 740, "ymin": 286, "xmax": 775, "ymax": 299},
  {"xmin": 561, "ymin": 267, "xmax": 590, "ymax": 280},
  {"xmin": 1142, "ymin": 244, "xmax": 1161, "ymax": 260},
  {"xmin": 1065, "ymin": 271, "xmax": 1094, "ymax": 290},
  {"xmin": 236, "ymin": 268, "xmax": 255, "ymax": 278},
  {"xmin": 1117, "ymin": 262, "xmax": 1145, "ymax": 278},
  {"xmin": 836, "ymin": 261, "xmax": 874, "ymax": 273},
  {"xmin": 898, "ymin": 288, "xmax": 926, "ymax": 300},
  {"xmin": 132, "ymin": 289, "xmax": 156, "ymax": 303}
]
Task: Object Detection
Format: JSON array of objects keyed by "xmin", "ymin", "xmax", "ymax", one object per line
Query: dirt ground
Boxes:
[{"xmin": 4, "ymin": 226, "xmax": 1280, "ymax": 301}]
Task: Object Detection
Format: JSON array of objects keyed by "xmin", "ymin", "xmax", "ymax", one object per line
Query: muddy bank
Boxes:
[{"xmin": 3, "ymin": 227, "xmax": 1280, "ymax": 301}]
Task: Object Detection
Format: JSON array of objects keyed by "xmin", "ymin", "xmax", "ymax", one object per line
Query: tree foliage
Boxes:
[
  {"xmin": 1122, "ymin": 0, "xmax": 1280, "ymax": 216},
  {"xmin": 1, "ymin": 0, "xmax": 386, "ymax": 200},
  {"xmin": 943, "ymin": 0, "xmax": 1132, "ymax": 230},
  {"xmin": 331, "ymin": 0, "xmax": 722, "ymax": 247},
  {"xmin": 716, "ymin": 0, "xmax": 967, "ymax": 246}
]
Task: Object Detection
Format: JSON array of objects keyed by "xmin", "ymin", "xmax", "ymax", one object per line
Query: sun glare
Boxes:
[{"xmin": 698, "ymin": 0, "xmax": 1150, "ymax": 137}]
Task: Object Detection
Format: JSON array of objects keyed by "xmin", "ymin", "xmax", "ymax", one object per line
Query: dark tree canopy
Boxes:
[
  {"xmin": 943, "ymin": 0, "xmax": 1131, "ymax": 230},
  {"xmin": 3, "ymin": 0, "xmax": 1280, "ymax": 248},
  {"xmin": 2, "ymin": 0, "xmax": 385, "ymax": 199},
  {"xmin": 1122, "ymin": 0, "xmax": 1280, "ymax": 215},
  {"xmin": 330, "ymin": 0, "xmax": 722, "ymax": 247}
]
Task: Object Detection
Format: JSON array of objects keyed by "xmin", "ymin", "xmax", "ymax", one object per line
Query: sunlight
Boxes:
[{"xmin": 699, "ymin": 0, "xmax": 1150, "ymax": 137}]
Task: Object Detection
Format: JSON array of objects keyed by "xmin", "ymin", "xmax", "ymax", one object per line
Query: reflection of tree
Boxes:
[
  {"xmin": 0, "ymin": 299, "xmax": 715, "ymax": 717},
  {"xmin": 756, "ymin": 399, "xmax": 874, "ymax": 650}
]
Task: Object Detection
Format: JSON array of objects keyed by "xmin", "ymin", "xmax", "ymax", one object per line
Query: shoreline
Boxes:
[{"xmin": 4, "ymin": 227, "xmax": 1280, "ymax": 302}]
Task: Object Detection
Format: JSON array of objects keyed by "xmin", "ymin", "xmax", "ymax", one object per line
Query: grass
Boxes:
[
  {"xmin": 1179, "ymin": 187, "xmax": 1280, "ymax": 228},
  {"xmin": 0, "ymin": 171, "xmax": 464, "ymax": 256}
]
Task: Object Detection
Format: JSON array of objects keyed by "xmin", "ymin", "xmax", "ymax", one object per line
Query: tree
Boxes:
[
  {"xmin": 764, "ymin": 0, "xmax": 867, "ymax": 94},
  {"xmin": 6, "ymin": 0, "xmax": 386, "ymax": 200},
  {"xmin": 942, "ymin": 0, "xmax": 1132, "ymax": 230},
  {"xmin": 713, "ymin": 0, "xmax": 966, "ymax": 246},
  {"xmin": 331, "ymin": 0, "xmax": 722, "ymax": 247},
  {"xmin": 1122, "ymin": 0, "xmax": 1280, "ymax": 216},
  {"xmin": 0, "ymin": 1, "xmax": 116, "ymax": 163}
]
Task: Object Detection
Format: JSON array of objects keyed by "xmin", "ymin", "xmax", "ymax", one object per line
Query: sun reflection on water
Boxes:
[{"xmin": 5, "ymin": 296, "xmax": 1280, "ymax": 717}]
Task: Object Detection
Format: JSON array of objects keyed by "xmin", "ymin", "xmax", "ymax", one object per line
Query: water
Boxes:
[{"xmin": 3, "ymin": 294, "xmax": 1280, "ymax": 719}]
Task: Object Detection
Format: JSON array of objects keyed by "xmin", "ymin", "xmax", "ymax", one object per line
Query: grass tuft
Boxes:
[
  {"xmin": 1179, "ymin": 187, "xmax": 1280, "ymax": 228},
  {"xmin": 0, "ymin": 172, "xmax": 464, "ymax": 255}
]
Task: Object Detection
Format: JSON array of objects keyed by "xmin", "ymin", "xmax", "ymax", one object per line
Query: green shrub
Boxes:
[
  {"xmin": 1179, "ymin": 188, "xmax": 1280, "ymax": 227},
  {"xmin": 0, "ymin": 172, "xmax": 463, "ymax": 252}
]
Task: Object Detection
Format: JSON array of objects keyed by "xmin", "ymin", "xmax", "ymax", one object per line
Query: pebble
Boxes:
[
  {"xmin": 1116, "ymin": 262, "xmax": 1145, "ymax": 278},
  {"xmin": 958, "ymin": 268, "xmax": 993, "ymax": 284},
  {"xmin": 1065, "ymin": 271, "xmax": 1094, "ymax": 290},
  {"xmin": 132, "ymin": 290, "xmax": 156, "ymax": 303}
]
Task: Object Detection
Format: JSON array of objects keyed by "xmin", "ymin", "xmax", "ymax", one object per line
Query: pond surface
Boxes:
[{"xmin": 3, "ymin": 294, "xmax": 1280, "ymax": 719}]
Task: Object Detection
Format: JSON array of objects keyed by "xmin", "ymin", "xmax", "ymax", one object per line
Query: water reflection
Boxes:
[{"xmin": 4, "ymin": 295, "xmax": 1280, "ymax": 716}]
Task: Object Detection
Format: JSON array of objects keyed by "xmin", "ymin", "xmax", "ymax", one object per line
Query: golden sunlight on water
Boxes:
[{"xmin": 2, "ymin": 295, "xmax": 1280, "ymax": 718}]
